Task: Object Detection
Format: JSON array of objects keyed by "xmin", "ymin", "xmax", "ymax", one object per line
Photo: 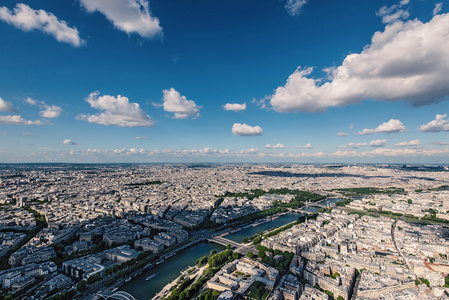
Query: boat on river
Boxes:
[{"xmin": 146, "ymin": 273, "xmax": 158, "ymax": 281}]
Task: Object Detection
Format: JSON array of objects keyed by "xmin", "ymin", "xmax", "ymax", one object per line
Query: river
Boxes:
[
  {"xmin": 120, "ymin": 197, "xmax": 343, "ymax": 299},
  {"xmin": 224, "ymin": 212, "xmax": 303, "ymax": 243},
  {"xmin": 119, "ymin": 242, "xmax": 225, "ymax": 299}
]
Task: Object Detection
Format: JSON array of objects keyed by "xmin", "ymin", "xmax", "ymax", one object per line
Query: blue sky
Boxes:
[{"xmin": 0, "ymin": 0, "xmax": 448, "ymax": 163}]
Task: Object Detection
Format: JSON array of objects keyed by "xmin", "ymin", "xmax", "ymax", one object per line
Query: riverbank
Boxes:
[{"xmin": 119, "ymin": 242, "xmax": 225, "ymax": 299}]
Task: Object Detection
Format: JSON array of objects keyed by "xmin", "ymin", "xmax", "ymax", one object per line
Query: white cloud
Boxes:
[
  {"xmin": 434, "ymin": 3, "xmax": 443, "ymax": 16},
  {"xmin": 0, "ymin": 131, "xmax": 5, "ymax": 135},
  {"xmin": 232, "ymin": 123, "xmax": 263, "ymax": 136},
  {"xmin": 357, "ymin": 129, "xmax": 375, "ymax": 135},
  {"xmin": 432, "ymin": 141, "xmax": 449, "ymax": 145},
  {"xmin": 375, "ymin": 119, "xmax": 406, "ymax": 133},
  {"xmin": 239, "ymin": 148, "xmax": 259, "ymax": 154},
  {"xmin": 80, "ymin": 0, "xmax": 162, "ymax": 38},
  {"xmin": 63, "ymin": 139, "xmax": 76, "ymax": 145},
  {"xmin": 13, "ymin": 145, "xmax": 449, "ymax": 162},
  {"xmin": 23, "ymin": 98, "xmax": 62, "ymax": 118},
  {"xmin": 295, "ymin": 143, "xmax": 313, "ymax": 149},
  {"xmin": 77, "ymin": 91, "xmax": 155, "ymax": 127},
  {"xmin": 376, "ymin": 3, "xmax": 410, "ymax": 24},
  {"xmin": 0, "ymin": 115, "xmax": 44, "ymax": 125},
  {"xmin": 0, "ymin": 97, "xmax": 16, "ymax": 112},
  {"xmin": 39, "ymin": 103, "xmax": 62, "ymax": 118},
  {"xmin": 339, "ymin": 142, "xmax": 367, "ymax": 149},
  {"xmin": 358, "ymin": 119, "xmax": 406, "ymax": 135},
  {"xmin": 135, "ymin": 136, "xmax": 147, "ymax": 140},
  {"xmin": 266, "ymin": 143, "xmax": 288, "ymax": 149},
  {"xmin": 418, "ymin": 114, "xmax": 449, "ymax": 132},
  {"xmin": 251, "ymin": 97, "xmax": 268, "ymax": 110},
  {"xmin": 337, "ymin": 132, "xmax": 348, "ymax": 137},
  {"xmin": 223, "ymin": 103, "xmax": 246, "ymax": 112},
  {"xmin": 0, "ymin": 3, "xmax": 84, "ymax": 47},
  {"xmin": 260, "ymin": 151, "xmax": 326, "ymax": 159},
  {"xmin": 369, "ymin": 139, "xmax": 386, "ymax": 147},
  {"xmin": 25, "ymin": 97, "xmax": 37, "ymax": 105},
  {"xmin": 395, "ymin": 139, "xmax": 420, "ymax": 147},
  {"xmin": 65, "ymin": 147, "xmax": 261, "ymax": 160},
  {"xmin": 162, "ymin": 88, "xmax": 201, "ymax": 119},
  {"xmin": 330, "ymin": 147, "xmax": 449, "ymax": 158},
  {"xmin": 22, "ymin": 132, "xmax": 31, "ymax": 136},
  {"xmin": 285, "ymin": 0, "xmax": 307, "ymax": 16},
  {"xmin": 270, "ymin": 14, "xmax": 449, "ymax": 112}
]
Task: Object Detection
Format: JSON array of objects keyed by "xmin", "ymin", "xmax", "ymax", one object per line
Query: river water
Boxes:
[{"xmin": 224, "ymin": 212, "xmax": 303, "ymax": 243}]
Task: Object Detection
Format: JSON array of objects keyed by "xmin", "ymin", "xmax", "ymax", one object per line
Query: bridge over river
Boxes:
[
  {"xmin": 206, "ymin": 236, "xmax": 256, "ymax": 255},
  {"xmin": 207, "ymin": 236, "xmax": 241, "ymax": 248},
  {"xmin": 97, "ymin": 291, "xmax": 137, "ymax": 300}
]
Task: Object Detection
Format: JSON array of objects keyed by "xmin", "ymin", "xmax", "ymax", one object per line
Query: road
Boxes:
[{"xmin": 391, "ymin": 218, "xmax": 412, "ymax": 271}]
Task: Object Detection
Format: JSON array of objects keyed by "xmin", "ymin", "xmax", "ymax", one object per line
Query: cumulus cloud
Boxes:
[
  {"xmin": 25, "ymin": 97, "xmax": 37, "ymax": 106},
  {"xmin": 295, "ymin": 143, "xmax": 313, "ymax": 149},
  {"xmin": 395, "ymin": 139, "xmax": 420, "ymax": 147},
  {"xmin": 63, "ymin": 139, "xmax": 76, "ymax": 145},
  {"xmin": 357, "ymin": 128, "xmax": 375, "ymax": 135},
  {"xmin": 22, "ymin": 132, "xmax": 31, "ymax": 136},
  {"xmin": 369, "ymin": 139, "xmax": 386, "ymax": 147},
  {"xmin": 232, "ymin": 123, "xmax": 263, "ymax": 136},
  {"xmin": 285, "ymin": 0, "xmax": 307, "ymax": 16},
  {"xmin": 375, "ymin": 119, "xmax": 406, "ymax": 133},
  {"xmin": 223, "ymin": 103, "xmax": 246, "ymax": 112},
  {"xmin": 162, "ymin": 88, "xmax": 201, "ymax": 119},
  {"xmin": 23, "ymin": 98, "xmax": 62, "ymax": 118},
  {"xmin": 434, "ymin": 3, "xmax": 443, "ymax": 16},
  {"xmin": 0, "ymin": 115, "xmax": 44, "ymax": 125},
  {"xmin": 266, "ymin": 143, "xmax": 288, "ymax": 149},
  {"xmin": 80, "ymin": 0, "xmax": 162, "ymax": 38},
  {"xmin": 77, "ymin": 91, "xmax": 155, "ymax": 127},
  {"xmin": 135, "ymin": 136, "xmax": 147, "ymax": 140},
  {"xmin": 358, "ymin": 119, "xmax": 406, "ymax": 135},
  {"xmin": 0, "ymin": 97, "xmax": 16, "ymax": 112},
  {"xmin": 337, "ymin": 132, "xmax": 348, "ymax": 137},
  {"xmin": 418, "ymin": 114, "xmax": 449, "ymax": 132},
  {"xmin": 39, "ymin": 103, "xmax": 62, "ymax": 118},
  {"xmin": 0, "ymin": 3, "xmax": 84, "ymax": 47},
  {"xmin": 270, "ymin": 14, "xmax": 449, "ymax": 113}
]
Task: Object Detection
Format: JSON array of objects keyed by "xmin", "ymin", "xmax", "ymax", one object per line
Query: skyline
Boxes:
[{"xmin": 1, "ymin": 0, "xmax": 449, "ymax": 163}]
